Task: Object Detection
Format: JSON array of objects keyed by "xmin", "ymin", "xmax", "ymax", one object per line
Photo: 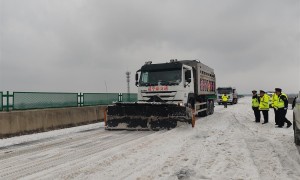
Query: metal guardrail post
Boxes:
[
  {"xmin": 119, "ymin": 93, "xmax": 122, "ymax": 102},
  {"xmin": 81, "ymin": 92, "xmax": 82, "ymax": 107},
  {"xmin": 0, "ymin": 92, "xmax": 2, "ymax": 111},
  {"xmin": 79, "ymin": 92, "xmax": 83, "ymax": 107},
  {"xmin": 12, "ymin": 92, "xmax": 14, "ymax": 110},
  {"xmin": 6, "ymin": 91, "xmax": 9, "ymax": 112}
]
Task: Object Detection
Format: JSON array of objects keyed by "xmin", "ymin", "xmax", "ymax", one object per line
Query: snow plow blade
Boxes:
[{"xmin": 105, "ymin": 102, "xmax": 193, "ymax": 130}]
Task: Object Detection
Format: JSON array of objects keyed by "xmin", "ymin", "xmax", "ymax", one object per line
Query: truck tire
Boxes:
[
  {"xmin": 198, "ymin": 110, "xmax": 208, "ymax": 117},
  {"xmin": 294, "ymin": 120, "xmax": 300, "ymax": 146},
  {"xmin": 210, "ymin": 101, "xmax": 214, "ymax": 114},
  {"xmin": 202, "ymin": 100, "xmax": 211, "ymax": 116},
  {"xmin": 204, "ymin": 110, "xmax": 209, "ymax": 116},
  {"xmin": 207, "ymin": 101, "xmax": 212, "ymax": 115}
]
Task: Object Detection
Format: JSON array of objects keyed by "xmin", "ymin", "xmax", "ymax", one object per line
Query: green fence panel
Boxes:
[
  {"xmin": 0, "ymin": 92, "xmax": 2, "ymax": 111},
  {"xmin": 121, "ymin": 93, "xmax": 138, "ymax": 102},
  {"xmin": 13, "ymin": 92, "xmax": 78, "ymax": 110},
  {"xmin": 83, "ymin": 93, "xmax": 119, "ymax": 106}
]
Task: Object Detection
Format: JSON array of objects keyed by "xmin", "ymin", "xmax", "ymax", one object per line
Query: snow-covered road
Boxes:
[{"xmin": 1, "ymin": 97, "xmax": 300, "ymax": 180}]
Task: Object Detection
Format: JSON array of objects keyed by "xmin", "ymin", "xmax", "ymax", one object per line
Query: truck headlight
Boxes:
[{"xmin": 178, "ymin": 102, "xmax": 184, "ymax": 106}]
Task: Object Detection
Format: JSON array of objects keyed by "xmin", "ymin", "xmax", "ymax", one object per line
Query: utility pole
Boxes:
[
  {"xmin": 126, "ymin": 71, "xmax": 131, "ymax": 94},
  {"xmin": 125, "ymin": 71, "xmax": 131, "ymax": 102}
]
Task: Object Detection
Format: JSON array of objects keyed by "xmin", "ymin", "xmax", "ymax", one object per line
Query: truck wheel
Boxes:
[
  {"xmin": 198, "ymin": 109, "xmax": 208, "ymax": 117},
  {"xmin": 233, "ymin": 98, "xmax": 237, "ymax": 104},
  {"xmin": 210, "ymin": 101, "xmax": 214, "ymax": 114},
  {"xmin": 294, "ymin": 120, "xmax": 300, "ymax": 146},
  {"xmin": 207, "ymin": 102, "xmax": 211, "ymax": 115},
  {"xmin": 295, "ymin": 130, "xmax": 300, "ymax": 145},
  {"xmin": 204, "ymin": 101, "xmax": 210, "ymax": 116},
  {"xmin": 197, "ymin": 111, "xmax": 203, "ymax": 117},
  {"xmin": 208, "ymin": 101, "xmax": 213, "ymax": 115}
]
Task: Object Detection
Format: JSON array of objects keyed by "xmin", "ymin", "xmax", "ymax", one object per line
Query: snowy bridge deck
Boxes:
[{"xmin": 0, "ymin": 97, "xmax": 300, "ymax": 179}]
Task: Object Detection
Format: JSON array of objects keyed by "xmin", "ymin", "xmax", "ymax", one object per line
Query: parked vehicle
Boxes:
[
  {"xmin": 105, "ymin": 59, "xmax": 217, "ymax": 130},
  {"xmin": 217, "ymin": 87, "xmax": 238, "ymax": 105},
  {"xmin": 293, "ymin": 91, "xmax": 300, "ymax": 145}
]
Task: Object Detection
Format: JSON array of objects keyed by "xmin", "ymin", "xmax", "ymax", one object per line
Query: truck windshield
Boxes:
[
  {"xmin": 217, "ymin": 88, "xmax": 232, "ymax": 94},
  {"xmin": 139, "ymin": 69, "xmax": 182, "ymax": 86}
]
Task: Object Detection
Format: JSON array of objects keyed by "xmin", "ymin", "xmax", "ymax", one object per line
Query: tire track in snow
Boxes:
[
  {"xmin": 58, "ymin": 128, "xmax": 187, "ymax": 179},
  {"xmin": 0, "ymin": 127, "xmax": 107, "ymax": 160},
  {"xmin": 231, "ymin": 98, "xmax": 300, "ymax": 180},
  {"xmin": 0, "ymin": 127, "xmax": 117, "ymax": 169},
  {"xmin": 0, "ymin": 130, "xmax": 155, "ymax": 179}
]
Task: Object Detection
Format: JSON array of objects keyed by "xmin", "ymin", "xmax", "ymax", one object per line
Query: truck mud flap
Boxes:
[{"xmin": 106, "ymin": 103, "xmax": 192, "ymax": 130}]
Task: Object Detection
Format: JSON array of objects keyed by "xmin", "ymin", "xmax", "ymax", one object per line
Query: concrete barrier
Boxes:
[{"xmin": 0, "ymin": 106, "xmax": 107, "ymax": 138}]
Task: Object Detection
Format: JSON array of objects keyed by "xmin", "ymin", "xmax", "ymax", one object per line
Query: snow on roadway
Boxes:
[{"xmin": 0, "ymin": 97, "xmax": 300, "ymax": 180}]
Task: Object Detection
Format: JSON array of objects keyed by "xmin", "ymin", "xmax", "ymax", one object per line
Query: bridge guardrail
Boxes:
[{"xmin": 0, "ymin": 91, "xmax": 138, "ymax": 112}]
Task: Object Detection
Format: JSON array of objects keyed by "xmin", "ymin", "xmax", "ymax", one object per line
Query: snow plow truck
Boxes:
[{"xmin": 105, "ymin": 59, "xmax": 217, "ymax": 130}]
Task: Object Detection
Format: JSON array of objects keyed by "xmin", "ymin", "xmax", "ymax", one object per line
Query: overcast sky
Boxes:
[{"xmin": 0, "ymin": 0, "xmax": 299, "ymax": 94}]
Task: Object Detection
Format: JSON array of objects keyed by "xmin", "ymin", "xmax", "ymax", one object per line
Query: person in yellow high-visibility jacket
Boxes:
[
  {"xmin": 252, "ymin": 90, "xmax": 260, "ymax": 122},
  {"xmin": 271, "ymin": 92, "xmax": 279, "ymax": 125},
  {"xmin": 259, "ymin": 90, "xmax": 270, "ymax": 124},
  {"xmin": 274, "ymin": 88, "xmax": 292, "ymax": 128},
  {"xmin": 222, "ymin": 94, "xmax": 229, "ymax": 108}
]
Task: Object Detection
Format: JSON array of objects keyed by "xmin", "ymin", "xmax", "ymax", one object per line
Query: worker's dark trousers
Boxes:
[
  {"xmin": 223, "ymin": 102, "xmax": 227, "ymax": 108},
  {"xmin": 274, "ymin": 109, "xmax": 279, "ymax": 125},
  {"xmin": 252, "ymin": 107, "xmax": 260, "ymax": 122},
  {"xmin": 261, "ymin": 110, "xmax": 268, "ymax": 123},
  {"xmin": 277, "ymin": 108, "xmax": 292, "ymax": 127}
]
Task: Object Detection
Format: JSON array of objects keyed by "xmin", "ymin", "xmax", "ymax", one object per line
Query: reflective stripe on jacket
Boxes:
[{"xmin": 259, "ymin": 94, "xmax": 270, "ymax": 110}]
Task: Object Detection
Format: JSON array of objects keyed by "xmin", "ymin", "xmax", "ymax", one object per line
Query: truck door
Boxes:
[{"xmin": 183, "ymin": 67, "xmax": 194, "ymax": 93}]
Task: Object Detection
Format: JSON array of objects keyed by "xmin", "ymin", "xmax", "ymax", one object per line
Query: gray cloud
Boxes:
[{"xmin": 0, "ymin": 0, "xmax": 299, "ymax": 94}]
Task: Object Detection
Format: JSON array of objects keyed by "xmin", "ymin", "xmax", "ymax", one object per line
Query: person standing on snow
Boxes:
[
  {"xmin": 274, "ymin": 88, "xmax": 292, "ymax": 128},
  {"xmin": 259, "ymin": 90, "xmax": 269, "ymax": 124},
  {"xmin": 222, "ymin": 93, "xmax": 229, "ymax": 108},
  {"xmin": 271, "ymin": 91, "xmax": 279, "ymax": 125},
  {"xmin": 252, "ymin": 90, "xmax": 260, "ymax": 122}
]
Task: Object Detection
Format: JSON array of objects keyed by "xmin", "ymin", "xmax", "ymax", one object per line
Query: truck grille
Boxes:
[{"xmin": 140, "ymin": 91, "xmax": 180, "ymax": 102}]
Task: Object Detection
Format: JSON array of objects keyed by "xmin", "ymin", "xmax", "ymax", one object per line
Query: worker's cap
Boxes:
[
  {"xmin": 252, "ymin": 90, "xmax": 257, "ymax": 93},
  {"xmin": 275, "ymin": 88, "xmax": 282, "ymax": 92},
  {"xmin": 259, "ymin": 90, "xmax": 265, "ymax": 93}
]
